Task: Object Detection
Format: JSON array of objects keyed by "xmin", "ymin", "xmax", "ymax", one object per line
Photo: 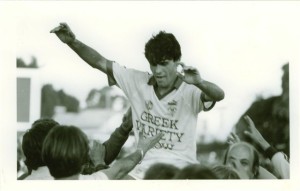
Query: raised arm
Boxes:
[
  {"xmin": 101, "ymin": 132, "xmax": 163, "ymax": 180},
  {"xmin": 197, "ymin": 80, "xmax": 225, "ymax": 102},
  {"xmin": 177, "ymin": 63, "xmax": 225, "ymax": 102},
  {"xmin": 88, "ymin": 108, "xmax": 133, "ymax": 168},
  {"xmin": 102, "ymin": 108, "xmax": 133, "ymax": 165},
  {"xmin": 243, "ymin": 115, "xmax": 290, "ymax": 179},
  {"xmin": 50, "ymin": 22, "xmax": 111, "ymax": 73}
]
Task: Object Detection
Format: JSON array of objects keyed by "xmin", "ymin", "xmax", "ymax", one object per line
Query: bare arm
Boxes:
[
  {"xmin": 50, "ymin": 23, "xmax": 110, "ymax": 73},
  {"xmin": 177, "ymin": 63, "xmax": 225, "ymax": 101},
  {"xmin": 243, "ymin": 115, "xmax": 289, "ymax": 179},
  {"xmin": 102, "ymin": 108, "xmax": 133, "ymax": 165},
  {"xmin": 243, "ymin": 115, "xmax": 271, "ymax": 150},
  {"xmin": 102, "ymin": 132, "xmax": 163, "ymax": 180},
  {"xmin": 196, "ymin": 80, "xmax": 225, "ymax": 101},
  {"xmin": 68, "ymin": 39, "xmax": 111, "ymax": 73},
  {"xmin": 102, "ymin": 149, "xmax": 142, "ymax": 180}
]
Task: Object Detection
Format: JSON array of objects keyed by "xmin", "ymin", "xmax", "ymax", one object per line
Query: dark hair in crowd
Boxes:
[
  {"xmin": 144, "ymin": 31, "xmax": 181, "ymax": 66},
  {"xmin": 144, "ymin": 163, "xmax": 179, "ymax": 179},
  {"xmin": 212, "ymin": 165, "xmax": 240, "ymax": 179},
  {"xmin": 173, "ymin": 164, "xmax": 217, "ymax": 179},
  {"xmin": 42, "ymin": 125, "xmax": 89, "ymax": 179},
  {"xmin": 223, "ymin": 142, "xmax": 260, "ymax": 178},
  {"xmin": 22, "ymin": 119, "xmax": 59, "ymax": 173}
]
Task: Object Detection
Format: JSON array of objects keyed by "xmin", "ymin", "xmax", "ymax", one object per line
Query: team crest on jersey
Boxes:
[
  {"xmin": 145, "ymin": 100, "xmax": 153, "ymax": 110},
  {"xmin": 167, "ymin": 100, "xmax": 177, "ymax": 116}
]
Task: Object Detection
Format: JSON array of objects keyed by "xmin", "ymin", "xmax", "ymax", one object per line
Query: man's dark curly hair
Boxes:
[
  {"xmin": 144, "ymin": 31, "xmax": 181, "ymax": 66},
  {"xmin": 22, "ymin": 119, "xmax": 59, "ymax": 173}
]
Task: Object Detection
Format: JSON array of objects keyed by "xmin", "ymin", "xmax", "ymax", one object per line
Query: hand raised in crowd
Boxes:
[
  {"xmin": 243, "ymin": 115, "xmax": 270, "ymax": 150},
  {"xmin": 50, "ymin": 22, "xmax": 76, "ymax": 44},
  {"xmin": 137, "ymin": 132, "xmax": 164, "ymax": 155},
  {"xmin": 121, "ymin": 108, "xmax": 133, "ymax": 133},
  {"xmin": 89, "ymin": 139, "xmax": 106, "ymax": 166},
  {"xmin": 227, "ymin": 132, "xmax": 241, "ymax": 145}
]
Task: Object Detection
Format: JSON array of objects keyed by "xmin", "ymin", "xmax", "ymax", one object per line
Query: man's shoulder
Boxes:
[
  {"xmin": 112, "ymin": 62, "xmax": 144, "ymax": 73},
  {"xmin": 113, "ymin": 62, "xmax": 150, "ymax": 79},
  {"xmin": 109, "ymin": 62, "xmax": 151, "ymax": 87}
]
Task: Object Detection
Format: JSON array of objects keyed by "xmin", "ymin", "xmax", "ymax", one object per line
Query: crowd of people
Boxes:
[
  {"xmin": 17, "ymin": 22, "xmax": 289, "ymax": 180},
  {"xmin": 18, "ymin": 110, "xmax": 289, "ymax": 180}
]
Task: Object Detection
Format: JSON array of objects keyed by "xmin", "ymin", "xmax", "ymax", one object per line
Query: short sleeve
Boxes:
[
  {"xmin": 106, "ymin": 61, "xmax": 117, "ymax": 86},
  {"xmin": 200, "ymin": 93, "xmax": 216, "ymax": 112},
  {"xmin": 190, "ymin": 87, "xmax": 203, "ymax": 114},
  {"xmin": 108, "ymin": 62, "xmax": 149, "ymax": 99}
]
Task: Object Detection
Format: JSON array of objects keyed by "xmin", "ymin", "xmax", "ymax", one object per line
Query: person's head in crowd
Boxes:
[
  {"xmin": 144, "ymin": 163, "xmax": 179, "ymax": 179},
  {"xmin": 211, "ymin": 165, "xmax": 240, "ymax": 179},
  {"xmin": 22, "ymin": 118, "xmax": 59, "ymax": 173},
  {"xmin": 42, "ymin": 125, "xmax": 89, "ymax": 180},
  {"xmin": 173, "ymin": 164, "xmax": 217, "ymax": 179},
  {"xmin": 223, "ymin": 142, "xmax": 259, "ymax": 179}
]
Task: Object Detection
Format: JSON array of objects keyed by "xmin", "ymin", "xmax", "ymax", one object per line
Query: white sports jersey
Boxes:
[{"xmin": 109, "ymin": 62, "xmax": 204, "ymax": 179}]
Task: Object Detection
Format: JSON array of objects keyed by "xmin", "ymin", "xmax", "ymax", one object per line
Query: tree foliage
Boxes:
[
  {"xmin": 41, "ymin": 85, "xmax": 59, "ymax": 118},
  {"xmin": 85, "ymin": 86, "xmax": 128, "ymax": 109},
  {"xmin": 41, "ymin": 84, "xmax": 79, "ymax": 118},
  {"xmin": 235, "ymin": 63, "xmax": 289, "ymax": 155},
  {"xmin": 17, "ymin": 57, "xmax": 39, "ymax": 68},
  {"xmin": 57, "ymin": 90, "xmax": 79, "ymax": 112}
]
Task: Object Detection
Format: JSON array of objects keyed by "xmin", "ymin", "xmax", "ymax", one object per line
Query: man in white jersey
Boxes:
[{"xmin": 50, "ymin": 23, "xmax": 225, "ymax": 179}]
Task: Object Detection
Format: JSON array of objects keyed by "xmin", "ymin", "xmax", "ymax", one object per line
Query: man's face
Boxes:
[
  {"xmin": 225, "ymin": 145, "xmax": 255, "ymax": 179},
  {"xmin": 150, "ymin": 59, "xmax": 178, "ymax": 89}
]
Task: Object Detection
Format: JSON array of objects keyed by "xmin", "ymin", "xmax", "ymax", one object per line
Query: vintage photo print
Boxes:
[{"xmin": 1, "ymin": 1, "xmax": 300, "ymax": 191}]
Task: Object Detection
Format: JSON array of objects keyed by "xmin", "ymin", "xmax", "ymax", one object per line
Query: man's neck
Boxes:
[{"xmin": 156, "ymin": 85, "xmax": 171, "ymax": 95}]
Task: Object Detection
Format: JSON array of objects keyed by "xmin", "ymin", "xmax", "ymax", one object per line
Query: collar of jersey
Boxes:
[
  {"xmin": 147, "ymin": 75, "xmax": 183, "ymax": 89},
  {"xmin": 147, "ymin": 76, "xmax": 183, "ymax": 100}
]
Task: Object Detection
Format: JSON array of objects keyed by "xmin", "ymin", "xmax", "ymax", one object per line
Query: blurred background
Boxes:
[{"xmin": 12, "ymin": 1, "xmax": 297, "ymax": 178}]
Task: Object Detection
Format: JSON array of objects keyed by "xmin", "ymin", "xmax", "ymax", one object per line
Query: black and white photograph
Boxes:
[{"xmin": 1, "ymin": 1, "xmax": 300, "ymax": 191}]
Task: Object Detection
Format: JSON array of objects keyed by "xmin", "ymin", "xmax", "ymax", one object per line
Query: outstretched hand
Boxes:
[
  {"xmin": 89, "ymin": 139, "xmax": 105, "ymax": 166},
  {"xmin": 121, "ymin": 108, "xmax": 133, "ymax": 133},
  {"xmin": 50, "ymin": 22, "xmax": 76, "ymax": 44},
  {"xmin": 227, "ymin": 132, "xmax": 241, "ymax": 145},
  {"xmin": 137, "ymin": 132, "xmax": 163, "ymax": 154},
  {"xmin": 176, "ymin": 62, "xmax": 203, "ymax": 85},
  {"xmin": 243, "ymin": 115, "xmax": 270, "ymax": 150}
]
